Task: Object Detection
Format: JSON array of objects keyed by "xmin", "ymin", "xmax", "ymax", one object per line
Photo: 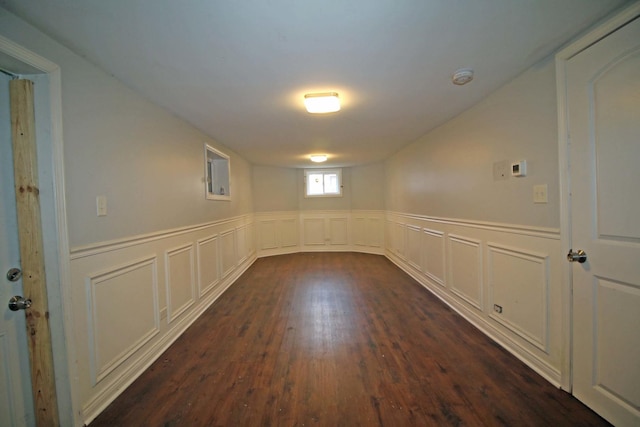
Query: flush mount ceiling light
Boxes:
[
  {"xmin": 310, "ymin": 154, "xmax": 328, "ymax": 163},
  {"xmin": 304, "ymin": 92, "xmax": 340, "ymax": 113},
  {"xmin": 452, "ymin": 68, "xmax": 474, "ymax": 85}
]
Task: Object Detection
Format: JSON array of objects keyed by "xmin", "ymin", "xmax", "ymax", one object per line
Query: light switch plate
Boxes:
[
  {"xmin": 533, "ymin": 184, "xmax": 548, "ymax": 203},
  {"xmin": 96, "ymin": 195, "xmax": 107, "ymax": 216}
]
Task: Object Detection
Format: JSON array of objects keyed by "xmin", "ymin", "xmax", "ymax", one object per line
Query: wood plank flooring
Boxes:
[{"xmin": 90, "ymin": 252, "xmax": 609, "ymax": 426}]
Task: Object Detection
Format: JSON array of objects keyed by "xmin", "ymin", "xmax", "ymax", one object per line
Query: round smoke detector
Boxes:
[{"xmin": 452, "ymin": 68, "xmax": 474, "ymax": 85}]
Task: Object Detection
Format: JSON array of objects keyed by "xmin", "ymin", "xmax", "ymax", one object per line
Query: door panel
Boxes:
[
  {"xmin": 1, "ymin": 74, "xmax": 35, "ymax": 426},
  {"xmin": 593, "ymin": 53, "xmax": 640, "ymax": 240},
  {"xmin": 567, "ymin": 16, "xmax": 640, "ymax": 426}
]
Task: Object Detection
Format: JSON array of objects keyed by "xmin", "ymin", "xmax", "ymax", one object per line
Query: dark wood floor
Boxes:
[{"xmin": 90, "ymin": 252, "xmax": 608, "ymax": 426}]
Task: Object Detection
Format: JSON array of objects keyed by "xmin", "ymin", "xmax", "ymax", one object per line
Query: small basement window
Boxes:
[
  {"xmin": 304, "ymin": 168, "xmax": 342, "ymax": 198},
  {"xmin": 205, "ymin": 144, "xmax": 231, "ymax": 201}
]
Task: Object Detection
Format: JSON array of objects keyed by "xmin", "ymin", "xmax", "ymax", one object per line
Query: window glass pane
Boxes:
[
  {"xmin": 307, "ymin": 173, "xmax": 324, "ymax": 195},
  {"xmin": 324, "ymin": 173, "xmax": 338, "ymax": 194}
]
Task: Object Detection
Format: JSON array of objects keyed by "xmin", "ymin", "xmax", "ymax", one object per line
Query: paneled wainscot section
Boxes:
[
  {"xmin": 69, "ymin": 215, "xmax": 255, "ymax": 424},
  {"xmin": 71, "ymin": 209, "xmax": 563, "ymax": 424},
  {"xmin": 254, "ymin": 210, "xmax": 385, "ymax": 257},
  {"xmin": 385, "ymin": 212, "xmax": 562, "ymax": 386}
]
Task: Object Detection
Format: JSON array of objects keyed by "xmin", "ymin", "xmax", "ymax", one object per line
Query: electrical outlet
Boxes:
[
  {"xmin": 533, "ymin": 184, "xmax": 548, "ymax": 204},
  {"xmin": 493, "ymin": 304, "xmax": 503, "ymax": 314}
]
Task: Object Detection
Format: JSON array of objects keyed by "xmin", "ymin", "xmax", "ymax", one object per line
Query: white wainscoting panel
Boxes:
[
  {"xmin": 423, "ymin": 228, "xmax": 445, "ymax": 287},
  {"xmin": 236, "ymin": 225, "xmax": 248, "ymax": 265},
  {"xmin": 367, "ymin": 218, "xmax": 383, "ymax": 248},
  {"xmin": 71, "ymin": 208, "xmax": 568, "ymax": 424},
  {"xmin": 406, "ymin": 225, "xmax": 422, "ymax": 271},
  {"xmin": 255, "ymin": 211, "xmax": 384, "ymax": 257},
  {"xmin": 70, "ymin": 214, "xmax": 256, "ymax": 424},
  {"xmin": 303, "ymin": 218, "xmax": 325, "ymax": 246},
  {"xmin": 258, "ymin": 220, "xmax": 278, "ymax": 250},
  {"xmin": 280, "ymin": 219, "xmax": 298, "ymax": 247},
  {"xmin": 220, "ymin": 229, "xmax": 237, "ymax": 278},
  {"xmin": 165, "ymin": 244, "xmax": 196, "ymax": 324},
  {"xmin": 329, "ymin": 217, "xmax": 348, "ymax": 246},
  {"xmin": 393, "ymin": 222, "xmax": 406, "ymax": 259},
  {"xmin": 386, "ymin": 220, "xmax": 394, "ymax": 254},
  {"xmin": 246, "ymin": 222, "xmax": 255, "ymax": 256},
  {"xmin": 254, "ymin": 213, "xmax": 300, "ymax": 256},
  {"xmin": 353, "ymin": 217, "xmax": 366, "ymax": 246},
  {"xmin": 197, "ymin": 235, "xmax": 219, "ymax": 297},
  {"xmin": 86, "ymin": 256, "xmax": 159, "ymax": 385},
  {"xmin": 354, "ymin": 216, "xmax": 383, "ymax": 248},
  {"xmin": 448, "ymin": 234, "xmax": 483, "ymax": 311},
  {"xmin": 487, "ymin": 243, "xmax": 550, "ymax": 352},
  {"xmin": 385, "ymin": 211, "xmax": 562, "ymax": 387}
]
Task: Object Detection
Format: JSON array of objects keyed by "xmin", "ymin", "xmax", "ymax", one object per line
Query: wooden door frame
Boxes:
[
  {"xmin": 555, "ymin": 2, "xmax": 640, "ymax": 393},
  {"xmin": 0, "ymin": 35, "xmax": 79, "ymax": 426}
]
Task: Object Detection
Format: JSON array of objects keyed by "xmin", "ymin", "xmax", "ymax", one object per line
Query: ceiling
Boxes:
[{"xmin": 0, "ymin": 1, "xmax": 630, "ymax": 168}]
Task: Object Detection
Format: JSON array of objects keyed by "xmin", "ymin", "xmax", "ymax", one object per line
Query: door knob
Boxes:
[
  {"xmin": 567, "ymin": 249, "xmax": 587, "ymax": 263},
  {"xmin": 8, "ymin": 296, "xmax": 32, "ymax": 311},
  {"xmin": 6, "ymin": 268, "xmax": 22, "ymax": 282}
]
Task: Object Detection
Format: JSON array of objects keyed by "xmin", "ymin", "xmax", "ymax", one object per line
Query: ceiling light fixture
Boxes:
[
  {"xmin": 452, "ymin": 68, "xmax": 474, "ymax": 85},
  {"xmin": 304, "ymin": 92, "xmax": 340, "ymax": 113},
  {"xmin": 310, "ymin": 154, "xmax": 328, "ymax": 163}
]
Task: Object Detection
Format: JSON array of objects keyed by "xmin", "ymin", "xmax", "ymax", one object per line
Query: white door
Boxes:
[
  {"xmin": 566, "ymin": 15, "xmax": 640, "ymax": 427},
  {"xmin": 0, "ymin": 75, "xmax": 36, "ymax": 425}
]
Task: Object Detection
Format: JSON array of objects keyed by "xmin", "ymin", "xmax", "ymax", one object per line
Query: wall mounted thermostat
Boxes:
[{"xmin": 511, "ymin": 160, "xmax": 527, "ymax": 177}]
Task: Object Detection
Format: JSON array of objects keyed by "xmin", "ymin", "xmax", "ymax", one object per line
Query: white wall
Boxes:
[
  {"xmin": 350, "ymin": 163, "xmax": 386, "ymax": 210},
  {"xmin": 251, "ymin": 165, "xmax": 298, "ymax": 212},
  {"xmin": 385, "ymin": 57, "xmax": 559, "ymax": 229},
  {"xmin": 252, "ymin": 162, "xmax": 385, "ymax": 212},
  {"xmin": 0, "ymin": 8, "xmax": 256, "ymax": 426},
  {"xmin": 63, "ymin": 89, "xmax": 253, "ymax": 247},
  {"xmin": 383, "ymin": 56, "xmax": 565, "ymax": 387},
  {"xmin": 0, "ymin": 9, "xmax": 253, "ymax": 250}
]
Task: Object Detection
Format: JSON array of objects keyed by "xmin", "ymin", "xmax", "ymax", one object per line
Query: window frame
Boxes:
[
  {"xmin": 204, "ymin": 144, "xmax": 231, "ymax": 201},
  {"xmin": 304, "ymin": 168, "xmax": 343, "ymax": 198}
]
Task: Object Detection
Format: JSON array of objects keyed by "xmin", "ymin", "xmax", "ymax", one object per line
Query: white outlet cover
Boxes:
[{"xmin": 533, "ymin": 184, "xmax": 548, "ymax": 203}]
